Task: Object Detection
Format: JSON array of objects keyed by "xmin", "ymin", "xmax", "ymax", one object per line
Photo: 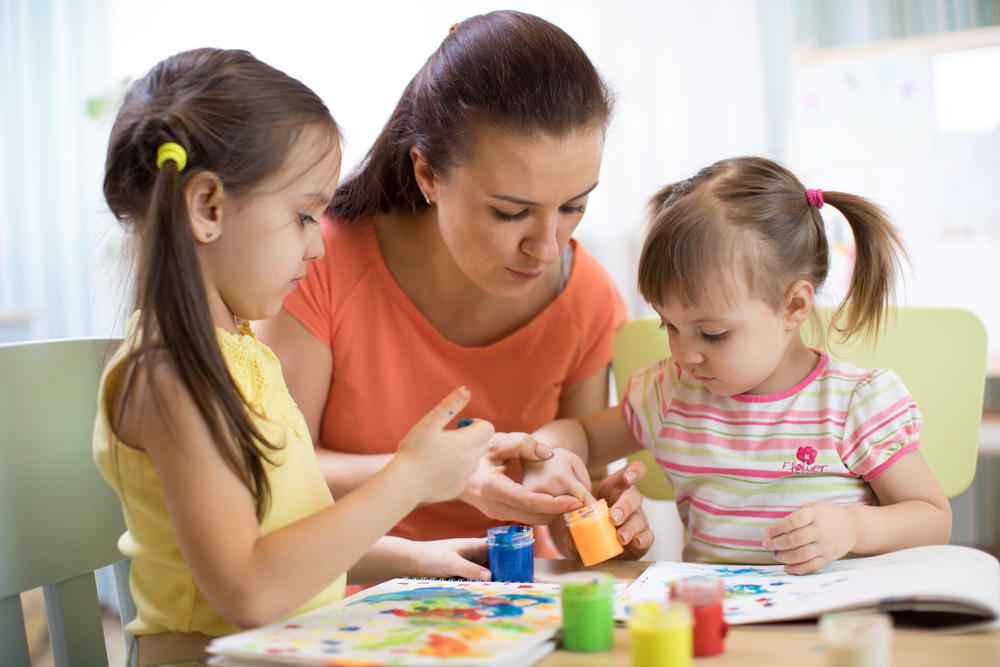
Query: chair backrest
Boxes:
[
  {"xmin": 612, "ymin": 307, "xmax": 988, "ymax": 501},
  {"xmin": 0, "ymin": 338, "xmax": 133, "ymax": 667}
]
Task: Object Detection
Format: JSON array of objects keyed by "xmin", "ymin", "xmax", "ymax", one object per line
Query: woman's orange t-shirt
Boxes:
[{"xmin": 283, "ymin": 217, "xmax": 627, "ymax": 542}]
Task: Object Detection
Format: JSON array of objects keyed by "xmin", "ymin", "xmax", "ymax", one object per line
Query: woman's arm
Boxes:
[
  {"xmin": 256, "ymin": 308, "xmax": 392, "ymax": 498},
  {"xmin": 765, "ymin": 451, "xmax": 952, "ymax": 575},
  {"xmin": 116, "ymin": 360, "xmax": 492, "ymax": 629}
]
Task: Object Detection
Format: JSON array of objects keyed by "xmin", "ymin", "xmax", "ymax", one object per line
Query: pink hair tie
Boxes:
[{"xmin": 806, "ymin": 189, "xmax": 824, "ymax": 209}]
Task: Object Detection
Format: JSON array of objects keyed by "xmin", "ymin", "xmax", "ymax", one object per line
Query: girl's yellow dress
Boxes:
[{"xmin": 93, "ymin": 313, "xmax": 345, "ymax": 638}]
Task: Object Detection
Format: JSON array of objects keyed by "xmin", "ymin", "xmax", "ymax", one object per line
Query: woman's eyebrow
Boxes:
[{"xmin": 487, "ymin": 182, "xmax": 600, "ymax": 206}]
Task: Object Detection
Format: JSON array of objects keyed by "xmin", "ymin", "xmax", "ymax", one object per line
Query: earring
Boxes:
[
  {"xmin": 424, "ymin": 193, "xmax": 433, "ymax": 205},
  {"xmin": 206, "ymin": 233, "xmax": 213, "ymax": 239}
]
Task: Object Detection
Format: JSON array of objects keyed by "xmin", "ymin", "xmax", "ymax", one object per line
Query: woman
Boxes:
[{"xmin": 258, "ymin": 11, "xmax": 652, "ymax": 556}]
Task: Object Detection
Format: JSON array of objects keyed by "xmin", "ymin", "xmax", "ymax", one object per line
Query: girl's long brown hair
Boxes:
[
  {"xmin": 638, "ymin": 157, "xmax": 905, "ymax": 344},
  {"xmin": 103, "ymin": 48, "xmax": 338, "ymax": 519},
  {"xmin": 330, "ymin": 10, "xmax": 614, "ymax": 222}
]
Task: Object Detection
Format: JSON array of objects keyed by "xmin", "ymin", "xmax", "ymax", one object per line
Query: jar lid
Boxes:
[
  {"xmin": 559, "ymin": 571, "xmax": 615, "ymax": 598},
  {"xmin": 627, "ymin": 600, "xmax": 692, "ymax": 631},
  {"xmin": 671, "ymin": 576, "xmax": 725, "ymax": 606},
  {"xmin": 563, "ymin": 498, "xmax": 609, "ymax": 525},
  {"xmin": 486, "ymin": 525, "xmax": 534, "ymax": 548}
]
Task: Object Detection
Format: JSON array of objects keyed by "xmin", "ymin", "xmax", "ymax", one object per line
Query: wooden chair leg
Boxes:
[
  {"xmin": 0, "ymin": 594, "xmax": 32, "ymax": 667},
  {"xmin": 43, "ymin": 572, "xmax": 109, "ymax": 667}
]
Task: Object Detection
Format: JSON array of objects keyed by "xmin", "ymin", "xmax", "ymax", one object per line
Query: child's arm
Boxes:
[
  {"xmin": 764, "ymin": 450, "xmax": 951, "ymax": 575},
  {"xmin": 347, "ymin": 536, "xmax": 490, "ymax": 584},
  {"xmin": 115, "ymin": 361, "xmax": 492, "ymax": 629},
  {"xmin": 532, "ymin": 405, "xmax": 647, "ymax": 468}
]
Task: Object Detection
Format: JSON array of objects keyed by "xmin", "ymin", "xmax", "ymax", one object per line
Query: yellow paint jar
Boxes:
[
  {"xmin": 563, "ymin": 499, "xmax": 624, "ymax": 566},
  {"xmin": 628, "ymin": 601, "xmax": 693, "ymax": 667}
]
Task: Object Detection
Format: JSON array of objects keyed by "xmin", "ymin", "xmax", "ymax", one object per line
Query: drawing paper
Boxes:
[
  {"xmin": 207, "ymin": 579, "xmax": 564, "ymax": 666},
  {"xmin": 615, "ymin": 545, "xmax": 1000, "ymax": 631}
]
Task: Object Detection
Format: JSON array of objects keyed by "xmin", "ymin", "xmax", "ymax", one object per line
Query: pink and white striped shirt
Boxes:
[{"xmin": 622, "ymin": 351, "xmax": 921, "ymax": 564}]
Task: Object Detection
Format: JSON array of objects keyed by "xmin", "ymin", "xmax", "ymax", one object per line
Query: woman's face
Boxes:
[{"xmin": 426, "ymin": 125, "xmax": 604, "ymax": 300}]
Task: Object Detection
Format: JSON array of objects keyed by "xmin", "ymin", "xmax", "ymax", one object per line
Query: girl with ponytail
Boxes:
[
  {"xmin": 94, "ymin": 48, "xmax": 494, "ymax": 664},
  {"xmin": 517, "ymin": 156, "xmax": 951, "ymax": 574}
]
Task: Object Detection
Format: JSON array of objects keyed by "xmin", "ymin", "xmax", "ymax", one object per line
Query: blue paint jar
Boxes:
[{"xmin": 486, "ymin": 526, "xmax": 534, "ymax": 583}]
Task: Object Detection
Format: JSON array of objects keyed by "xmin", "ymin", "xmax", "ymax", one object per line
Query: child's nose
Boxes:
[{"xmin": 673, "ymin": 339, "xmax": 705, "ymax": 365}]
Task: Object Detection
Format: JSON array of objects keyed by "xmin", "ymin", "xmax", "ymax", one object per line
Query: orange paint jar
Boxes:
[{"xmin": 564, "ymin": 499, "xmax": 624, "ymax": 566}]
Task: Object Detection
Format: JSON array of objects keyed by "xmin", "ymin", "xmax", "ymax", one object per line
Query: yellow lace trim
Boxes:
[{"xmin": 216, "ymin": 321, "xmax": 307, "ymax": 438}]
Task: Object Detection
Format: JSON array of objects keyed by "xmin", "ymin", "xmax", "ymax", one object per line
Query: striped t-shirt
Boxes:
[{"xmin": 621, "ymin": 351, "xmax": 921, "ymax": 564}]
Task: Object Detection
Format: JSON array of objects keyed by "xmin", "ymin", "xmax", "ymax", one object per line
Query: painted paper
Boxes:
[
  {"xmin": 208, "ymin": 579, "xmax": 563, "ymax": 666},
  {"xmin": 615, "ymin": 545, "xmax": 1000, "ymax": 629}
]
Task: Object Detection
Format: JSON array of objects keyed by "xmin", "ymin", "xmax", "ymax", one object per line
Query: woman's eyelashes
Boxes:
[
  {"xmin": 297, "ymin": 213, "xmax": 319, "ymax": 226},
  {"xmin": 490, "ymin": 203, "xmax": 587, "ymax": 223},
  {"xmin": 492, "ymin": 208, "xmax": 528, "ymax": 222}
]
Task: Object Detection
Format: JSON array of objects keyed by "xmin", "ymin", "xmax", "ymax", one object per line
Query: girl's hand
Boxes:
[
  {"xmin": 521, "ymin": 444, "xmax": 595, "ymax": 507},
  {"xmin": 591, "ymin": 460, "xmax": 654, "ymax": 558},
  {"xmin": 393, "ymin": 387, "xmax": 495, "ymax": 505},
  {"xmin": 407, "ymin": 538, "xmax": 492, "ymax": 582},
  {"xmin": 764, "ymin": 502, "xmax": 857, "ymax": 575}
]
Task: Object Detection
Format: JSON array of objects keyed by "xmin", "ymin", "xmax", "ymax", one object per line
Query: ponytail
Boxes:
[
  {"xmin": 822, "ymin": 192, "xmax": 906, "ymax": 344},
  {"xmin": 104, "ymin": 49, "xmax": 338, "ymax": 521},
  {"xmin": 132, "ymin": 158, "xmax": 275, "ymax": 520}
]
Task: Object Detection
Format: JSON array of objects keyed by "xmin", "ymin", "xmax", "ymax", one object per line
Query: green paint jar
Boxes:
[{"xmin": 560, "ymin": 571, "xmax": 615, "ymax": 652}]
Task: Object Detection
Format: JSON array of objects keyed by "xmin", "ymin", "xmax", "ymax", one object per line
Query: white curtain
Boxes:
[{"xmin": 0, "ymin": 0, "xmax": 115, "ymax": 343}]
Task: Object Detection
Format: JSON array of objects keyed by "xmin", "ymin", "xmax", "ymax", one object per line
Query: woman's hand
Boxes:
[
  {"xmin": 458, "ymin": 432, "xmax": 584, "ymax": 524},
  {"xmin": 407, "ymin": 538, "xmax": 492, "ymax": 581},
  {"xmin": 392, "ymin": 387, "xmax": 495, "ymax": 505},
  {"xmin": 521, "ymin": 446, "xmax": 594, "ymax": 507},
  {"xmin": 764, "ymin": 502, "xmax": 856, "ymax": 575}
]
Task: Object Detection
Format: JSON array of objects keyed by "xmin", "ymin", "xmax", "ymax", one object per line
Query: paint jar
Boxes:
[
  {"xmin": 486, "ymin": 526, "xmax": 534, "ymax": 582},
  {"xmin": 671, "ymin": 577, "xmax": 727, "ymax": 657},
  {"xmin": 820, "ymin": 612, "xmax": 892, "ymax": 667},
  {"xmin": 560, "ymin": 571, "xmax": 615, "ymax": 652},
  {"xmin": 563, "ymin": 499, "xmax": 624, "ymax": 566},
  {"xmin": 628, "ymin": 600, "xmax": 693, "ymax": 667}
]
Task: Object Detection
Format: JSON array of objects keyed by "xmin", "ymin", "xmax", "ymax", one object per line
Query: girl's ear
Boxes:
[
  {"xmin": 409, "ymin": 147, "xmax": 438, "ymax": 204},
  {"xmin": 185, "ymin": 171, "xmax": 225, "ymax": 243},
  {"xmin": 783, "ymin": 280, "xmax": 814, "ymax": 330}
]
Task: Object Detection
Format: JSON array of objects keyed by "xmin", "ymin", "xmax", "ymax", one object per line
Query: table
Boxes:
[{"xmin": 532, "ymin": 559, "xmax": 1000, "ymax": 667}]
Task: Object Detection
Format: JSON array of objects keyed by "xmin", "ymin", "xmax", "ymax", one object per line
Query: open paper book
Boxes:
[
  {"xmin": 615, "ymin": 545, "xmax": 1000, "ymax": 632},
  {"xmin": 207, "ymin": 579, "xmax": 563, "ymax": 667}
]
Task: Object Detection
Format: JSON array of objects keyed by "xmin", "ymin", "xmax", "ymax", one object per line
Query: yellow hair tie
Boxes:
[{"xmin": 156, "ymin": 142, "xmax": 187, "ymax": 172}]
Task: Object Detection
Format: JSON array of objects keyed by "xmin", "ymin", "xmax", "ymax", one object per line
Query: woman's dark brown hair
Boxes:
[
  {"xmin": 103, "ymin": 48, "xmax": 338, "ymax": 520},
  {"xmin": 637, "ymin": 156, "xmax": 905, "ymax": 344},
  {"xmin": 331, "ymin": 10, "xmax": 614, "ymax": 221}
]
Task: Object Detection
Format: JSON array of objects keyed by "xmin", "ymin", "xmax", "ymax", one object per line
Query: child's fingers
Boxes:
[
  {"xmin": 765, "ymin": 506, "xmax": 814, "ymax": 539},
  {"xmin": 763, "ymin": 524, "xmax": 816, "ymax": 551},
  {"xmin": 783, "ymin": 555, "xmax": 829, "ymax": 576},
  {"xmin": 489, "ymin": 432, "xmax": 554, "ymax": 462},
  {"xmin": 450, "ymin": 538, "xmax": 490, "ymax": 567},
  {"xmin": 772, "ymin": 542, "xmax": 822, "ymax": 566},
  {"xmin": 420, "ymin": 386, "xmax": 473, "ymax": 431}
]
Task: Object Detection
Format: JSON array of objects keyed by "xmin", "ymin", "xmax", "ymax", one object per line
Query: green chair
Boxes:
[
  {"xmin": 0, "ymin": 338, "xmax": 135, "ymax": 667},
  {"xmin": 612, "ymin": 307, "xmax": 988, "ymax": 500}
]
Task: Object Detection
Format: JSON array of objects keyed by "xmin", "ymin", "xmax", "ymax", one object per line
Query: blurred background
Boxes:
[{"xmin": 3, "ymin": 0, "xmax": 1000, "ymax": 663}]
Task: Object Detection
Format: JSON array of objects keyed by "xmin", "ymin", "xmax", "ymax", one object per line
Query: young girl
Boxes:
[
  {"xmin": 521, "ymin": 156, "xmax": 952, "ymax": 574},
  {"xmin": 93, "ymin": 49, "xmax": 494, "ymax": 664}
]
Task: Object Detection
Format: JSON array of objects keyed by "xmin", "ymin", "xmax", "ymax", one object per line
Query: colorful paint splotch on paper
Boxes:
[
  {"xmin": 614, "ymin": 547, "xmax": 1000, "ymax": 627},
  {"xmin": 208, "ymin": 579, "xmax": 562, "ymax": 666}
]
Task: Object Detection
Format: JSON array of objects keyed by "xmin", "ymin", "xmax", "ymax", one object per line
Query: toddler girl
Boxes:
[
  {"xmin": 93, "ymin": 48, "xmax": 493, "ymax": 664},
  {"xmin": 522, "ymin": 156, "xmax": 951, "ymax": 574}
]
